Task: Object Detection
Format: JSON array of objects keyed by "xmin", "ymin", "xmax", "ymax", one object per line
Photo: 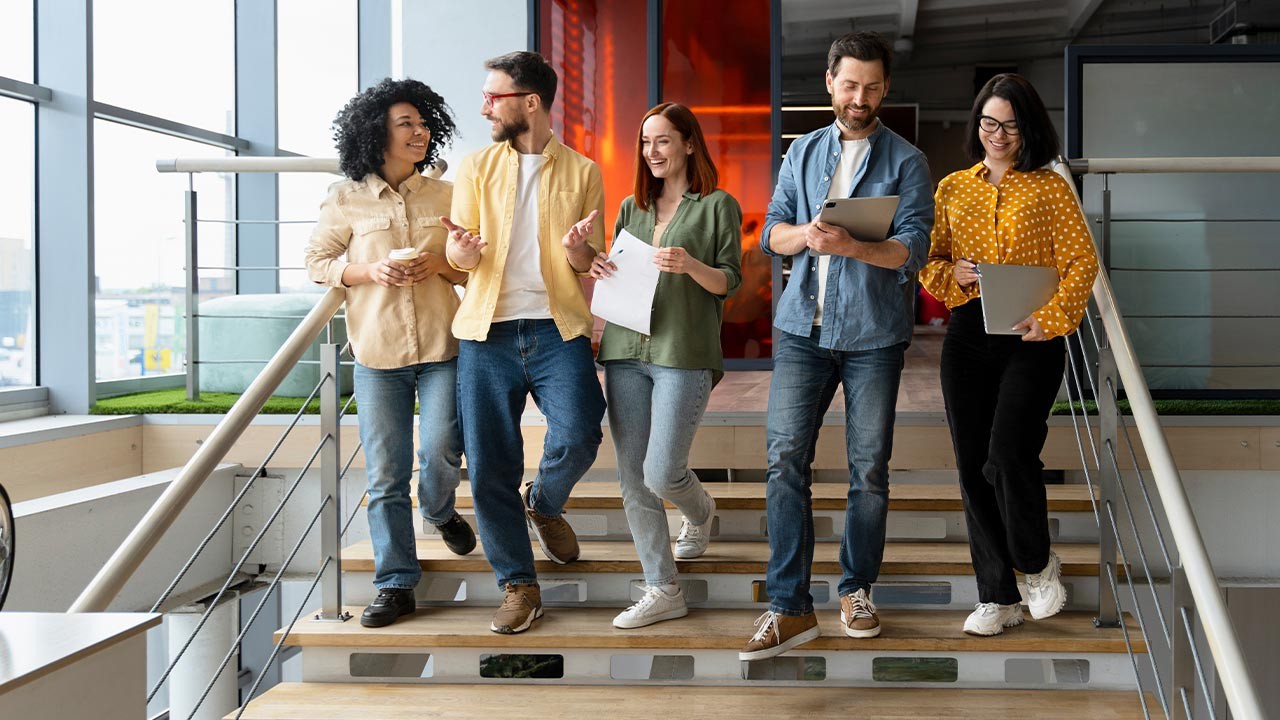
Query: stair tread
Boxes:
[
  {"xmin": 375, "ymin": 481, "xmax": 1098, "ymax": 512},
  {"xmin": 279, "ymin": 607, "xmax": 1142, "ymax": 654},
  {"xmin": 231, "ymin": 683, "xmax": 1155, "ymax": 719},
  {"xmin": 342, "ymin": 538, "xmax": 1109, "ymax": 576}
]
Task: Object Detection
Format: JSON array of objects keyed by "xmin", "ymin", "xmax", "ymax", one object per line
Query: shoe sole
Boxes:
[
  {"xmin": 673, "ymin": 545, "xmax": 709, "ymax": 560},
  {"xmin": 963, "ymin": 614, "xmax": 1025, "ymax": 636},
  {"xmin": 360, "ymin": 606, "xmax": 415, "ymax": 628},
  {"xmin": 738, "ymin": 624, "xmax": 821, "ymax": 662},
  {"xmin": 490, "ymin": 605, "xmax": 544, "ymax": 634},
  {"xmin": 528, "ymin": 518, "xmax": 579, "ymax": 565},
  {"xmin": 1029, "ymin": 589, "xmax": 1066, "ymax": 620},
  {"xmin": 612, "ymin": 606, "xmax": 689, "ymax": 629},
  {"xmin": 839, "ymin": 609, "xmax": 882, "ymax": 638}
]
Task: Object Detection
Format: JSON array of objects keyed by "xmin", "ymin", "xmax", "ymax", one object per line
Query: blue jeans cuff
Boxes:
[{"xmin": 768, "ymin": 604, "xmax": 813, "ymax": 617}]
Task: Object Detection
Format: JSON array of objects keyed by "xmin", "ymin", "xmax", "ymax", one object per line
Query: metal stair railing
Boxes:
[{"xmin": 1052, "ymin": 156, "xmax": 1276, "ymax": 720}]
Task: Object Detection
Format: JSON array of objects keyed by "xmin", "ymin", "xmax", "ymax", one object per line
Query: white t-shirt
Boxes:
[
  {"xmin": 814, "ymin": 137, "xmax": 871, "ymax": 326},
  {"xmin": 493, "ymin": 154, "xmax": 553, "ymax": 322}
]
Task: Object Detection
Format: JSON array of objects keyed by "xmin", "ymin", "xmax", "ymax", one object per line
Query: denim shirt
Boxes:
[{"xmin": 763, "ymin": 121, "xmax": 934, "ymax": 351}]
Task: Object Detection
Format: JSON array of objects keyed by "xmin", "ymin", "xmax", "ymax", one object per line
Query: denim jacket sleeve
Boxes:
[
  {"xmin": 888, "ymin": 151, "xmax": 934, "ymax": 282},
  {"xmin": 761, "ymin": 144, "xmax": 798, "ymax": 258}
]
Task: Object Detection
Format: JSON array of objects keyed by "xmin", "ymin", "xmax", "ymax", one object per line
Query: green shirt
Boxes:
[{"xmin": 596, "ymin": 189, "xmax": 743, "ymax": 381}]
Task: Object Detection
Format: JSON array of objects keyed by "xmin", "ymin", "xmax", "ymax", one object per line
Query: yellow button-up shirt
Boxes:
[
  {"xmin": 920, "ymin": 162, "xmax": 1099, "ymax": 339},
  {"xmin": 305, "ymin": 173, "xmax": 462, "ymax": 369},
  {"xmin": 448, "ymin": 135, "xmax": 606, "ymax": 342}
]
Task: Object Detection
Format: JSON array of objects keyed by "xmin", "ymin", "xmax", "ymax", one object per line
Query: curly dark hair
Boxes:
[{"xmin": 332, "ymin": 78, "xmax": 458, "ymax": 180}]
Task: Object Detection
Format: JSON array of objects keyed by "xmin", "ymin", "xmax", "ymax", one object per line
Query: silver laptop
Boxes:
[
  {"xmin": 976, "ymin": 263, "xmax": 1059, "ymax": 335},
  {"xmin": 815, "ymin": 195, "xmax": 900, "ymax": 244}
]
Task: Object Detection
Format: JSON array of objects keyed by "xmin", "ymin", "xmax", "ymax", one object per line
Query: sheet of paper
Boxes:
[{"xmin": 590, "ymin": 229, "xmax": 660, "ymax": 335}]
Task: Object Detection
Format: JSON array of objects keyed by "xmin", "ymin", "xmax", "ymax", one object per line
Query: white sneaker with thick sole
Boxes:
[
  {"xmin": 1025, "ymin": 550, "xmax": 1067, "ymax": 620},
  {"xmin": 612, "ymin": 584, "xmax": 689, "ymax": 629},
  {"xmin": 963, "ymin": 602, "xmax": 1026, "ymax": 636},
  {"xmin": 674, "ymin": 494, "xmax": 716, "ymax": 560}
]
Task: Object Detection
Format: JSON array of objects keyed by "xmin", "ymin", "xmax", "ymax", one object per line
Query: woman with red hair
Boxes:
[{"xmin": 591, "ymin": 103, "xmax": 743, "ymax": 629}]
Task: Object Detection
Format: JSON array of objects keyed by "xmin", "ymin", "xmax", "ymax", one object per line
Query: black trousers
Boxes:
[{"xmin": 940, "ymin": 301, "xmax": 1066, "ymax": 605}]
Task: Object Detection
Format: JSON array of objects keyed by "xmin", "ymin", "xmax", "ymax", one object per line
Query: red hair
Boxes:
[{"xmin": 632, "ymin": 103, "xmax": 718, "ymax": 212}]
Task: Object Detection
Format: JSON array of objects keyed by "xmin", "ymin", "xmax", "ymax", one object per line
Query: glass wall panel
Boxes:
[
  {"xmin": 539, "ymin": 0, "xmax": 650, "ymax": 234},
  {"xmin": 0, "ymin": 0, "xmax": 34, "ymax": 82},
  {"xmin": 1080, "ymin": 61, "xmax": 1280, "ymax": 392},
  {"xmin": 93, "ymin": 121, "xmax": 233, "ymax": 381},
  {"xmin": 663, "ymin": 1, "xmax": 773, "ymax": 360},
  {"xmin": 0, "ymin": 99, "xmax": 36, "ymax": 387},
  {"xmin": 277, "ymin": 0, "xmax": 358, "ymax": 292},
  {"xmin": 277, "ymin": 0, "xmax": 358, "ymax": 156},
  {"xmin": 93, "ymin": 0, "xmax": 235, "ymax": 134},
  {"xmin": 279, "ymin": 174, "xmax": 343, "ymax": 294}
]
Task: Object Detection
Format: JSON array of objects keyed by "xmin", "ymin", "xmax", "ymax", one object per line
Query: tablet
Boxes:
[
  {"xmin": 976, "ymin": 263, "xmax": 1059, "ymax": 335},
  {"xmin": 815, "ymin": 195, "xmax": 900, "ymax": 243}
]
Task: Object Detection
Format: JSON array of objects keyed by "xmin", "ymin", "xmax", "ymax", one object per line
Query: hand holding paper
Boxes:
[{"xmin": 590, "ymin": 230, "xmax": 660, "ymax": 335}]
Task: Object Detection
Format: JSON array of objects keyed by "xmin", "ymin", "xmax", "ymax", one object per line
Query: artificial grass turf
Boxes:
[
  {"xmin": 91, "ymin": 388, "xmax": 356, "ymax": 415},
  {"xmin": 91, "ymin": 387, "xmax": 1280, "ymax": 416}
]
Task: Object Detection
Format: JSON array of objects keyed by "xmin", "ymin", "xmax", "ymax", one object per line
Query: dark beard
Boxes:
[
  {"xmin": 835, "ymin": 103, "xmax": 878, "ymax": 133},
  {"xmin": 492, "ymin": 115, "xmax": 530, "ymax": 143}
]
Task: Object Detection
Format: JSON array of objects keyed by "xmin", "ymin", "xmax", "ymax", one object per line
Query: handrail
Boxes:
[
  {"xmin": 155, "ymin": 156, "xmax": 447, "ymax": 176},
  {"xmin": 68, "ymin": 287, "xmax": 346, "ymax": 613},
  {"xmin": 1052, "ymin": 159, "xmax": 1265, "ymax": 720},
  {"xmin": 1068, "ymin": 156, "xmax": 1280, "ymax": 174}
]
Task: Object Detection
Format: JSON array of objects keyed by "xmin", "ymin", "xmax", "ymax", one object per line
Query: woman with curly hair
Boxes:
[{"xmin": 306, "ymin": 78, "xmax": 474, "ymax": 629}]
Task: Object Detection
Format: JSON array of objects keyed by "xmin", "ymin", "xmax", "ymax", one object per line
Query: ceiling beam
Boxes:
[
  {"xmin": 1064, "ymin": 0, "xmax": 1107, "ymax": 38},
  {"xmin": 900, "ymin": 0, "xmax": 920, "ymax": 36}
]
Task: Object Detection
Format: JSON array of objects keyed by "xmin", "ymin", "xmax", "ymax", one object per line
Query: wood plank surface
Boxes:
[
  {"xmin": 231, "ymin": 683, "xmax": 1155, "ymax": 720},
  {"xmin": 374, "ymin": 481, "xmax": 1097, "ymax": 512},
  {"xmin": 341, "ymin": 539, "xmax": 1107, "ymax": 577},
  {"xmin": 278, "ymin": 607, "xmax": 1142, "ymax": 654}
]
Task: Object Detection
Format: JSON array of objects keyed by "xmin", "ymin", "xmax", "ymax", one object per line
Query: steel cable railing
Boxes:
[{"xmin": 1054, "ymin": 157, "xmax": 1270, "ymax": 720}]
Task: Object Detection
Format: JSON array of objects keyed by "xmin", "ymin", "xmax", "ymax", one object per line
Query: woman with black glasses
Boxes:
[{"xmin": 920, "ymin": 73, "xmax": 1098, "ymax": 637}]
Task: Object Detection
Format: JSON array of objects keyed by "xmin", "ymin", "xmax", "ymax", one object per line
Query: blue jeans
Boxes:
[
  {"xmin": 764, "ymin": 327, "xmax": 905, "ymax": 615},
  {"xmin": 354, "ymin": 359, "xmax": 464, "ymax": 591},
  {"xmin": 458, "ymin": 320, "xmax": 606, "ymax": 589},
  {"xmin": 604, "ymin": 360, "xmax": 715, "ymax": 586}
]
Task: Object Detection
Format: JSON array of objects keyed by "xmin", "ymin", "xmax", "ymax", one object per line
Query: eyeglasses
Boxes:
[
  {"xmin": 978, "ymin": 115, "xmax": 1020, "ymax": 136},
  {"xmin": 482, "ymin": 91, "xmax": 534, "ymax": 108}
]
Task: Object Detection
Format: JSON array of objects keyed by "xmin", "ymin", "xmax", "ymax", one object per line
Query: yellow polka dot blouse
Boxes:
[{"xmin": 920, "ymin": 162, "xmax": 1100, "ymax": 339}]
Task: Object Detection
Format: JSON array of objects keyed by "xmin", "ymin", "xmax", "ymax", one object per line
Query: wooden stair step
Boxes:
[
  {"xmin": 342, "ymin": 538, "xmax": 1110, "ymax": 577},
  {"xmin": 231, "ymin": 683, "xmax": 1155, "ymax": 719},
  {"xmin": 372, "ymin": 481, "xmax": 1098, "ymax": 513},
  {"xmin": 279, "ymin": 606, "xmax": 1143, "ymax": 654}
]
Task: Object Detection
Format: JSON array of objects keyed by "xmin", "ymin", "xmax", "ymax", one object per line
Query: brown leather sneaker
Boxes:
[
  {"xmin": 738, "ymin": 611, "xmax": 821, "ymax": 661},
  {"xmin": 840, "ymin": 588, "xmax": 882, "ymax": 638},
  {"xmin": 490, "ymin": 583, "xmax": 543, "ymax": 634},
  {"xmin": 522, "ymin": 483, "xmax": 580, "ymax": 564}
]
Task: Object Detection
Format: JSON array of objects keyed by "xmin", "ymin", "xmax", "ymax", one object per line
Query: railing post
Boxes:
[
  {"xmin": 1170, "ymin": 564, "xmax": 1196, "ymax": 717},
  {"xmin": 1095, "ymin": 340, "xmax": 1121, "ymax": 628},
  {"xmin": 317, "ymin": 342, "xmax": 348, "ymax": 621},
  {"xmin": 185, "ymin": 185, "xmax": 200, "ymax": 401},
  {"xmin": 1100, "ymin": 175, "xmax": 1111, "ymax": 272}
]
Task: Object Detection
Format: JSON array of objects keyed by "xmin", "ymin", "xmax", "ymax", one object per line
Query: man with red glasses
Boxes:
[{"xmin": 441, "ymin": 51, "xmax": 606, "ymax": 635}]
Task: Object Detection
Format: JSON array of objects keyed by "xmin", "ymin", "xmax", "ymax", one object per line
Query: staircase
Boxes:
[{"xmin": 233, "ymin": 479, "xmax": 1154, "ymax": 718}]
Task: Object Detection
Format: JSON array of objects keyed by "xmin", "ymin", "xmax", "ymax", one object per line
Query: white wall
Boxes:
[{"xmin": 399, "ymin": 0, "xmax": 529, "ymax": 181}]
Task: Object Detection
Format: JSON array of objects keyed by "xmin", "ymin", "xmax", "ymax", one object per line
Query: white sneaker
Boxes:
[
  {"xmin": 674, "ymin": 494, "xmax": 716, "ymax": 559},
  {"xmin": 963, "ymin": 602, "xmax": 1026, "ymax": 636},
  {"xmin": 612, "ymin": 584, "xmax": 688, "ymax": 629},
  {"xmin": 1025, "ymin": 551, "xmax": 1067, "ymax": 619}
]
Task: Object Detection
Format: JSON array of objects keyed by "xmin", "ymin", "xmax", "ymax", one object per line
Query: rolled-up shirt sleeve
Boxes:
[
  {"xmin": 305, "ymin": 189, "xmax": 353, "ymax": 288},
  {"xmin": 889, "ymin": 152, "xmax": 934, "ymax": 281},
  {"xmin": 762, "ymin": 147, "xmax": 798, "ymax": 257}
]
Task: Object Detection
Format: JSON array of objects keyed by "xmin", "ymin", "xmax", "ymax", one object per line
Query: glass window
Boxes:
[
  {"xmin": 93, "ymin": 0, "xmax": 235, "ymax": 134},
  {"xmin": 278, "ymin": 173, "xmax": 343, "ymax": 293},
  {"xmin": 277, "ymin": 0, "xmax": 358, "ymax": 156},
  {"xmin": 0, "ymin": 0, "xmax": 34, "ymax": 82},
  {"xmin": 0, "ymin": 99, "xmax": 36, "ymax": 387},
  {"xmin": 93, "ymin": 120, "xmax": 234, "ymax": 381}
]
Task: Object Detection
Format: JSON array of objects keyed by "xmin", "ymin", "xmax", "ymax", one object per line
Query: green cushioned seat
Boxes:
[{"xmin": 198, "ymin": 293, "xmax": 352, "ymax": 398}]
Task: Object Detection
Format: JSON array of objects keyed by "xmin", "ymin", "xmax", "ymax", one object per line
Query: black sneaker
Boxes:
[
  {"xmin": 433, "ymin": 512, "xmax": 477, "ymax": 556},
  {"xmin": 360, "ymin": 588, "xmax": 416, "ymax": 628}
]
